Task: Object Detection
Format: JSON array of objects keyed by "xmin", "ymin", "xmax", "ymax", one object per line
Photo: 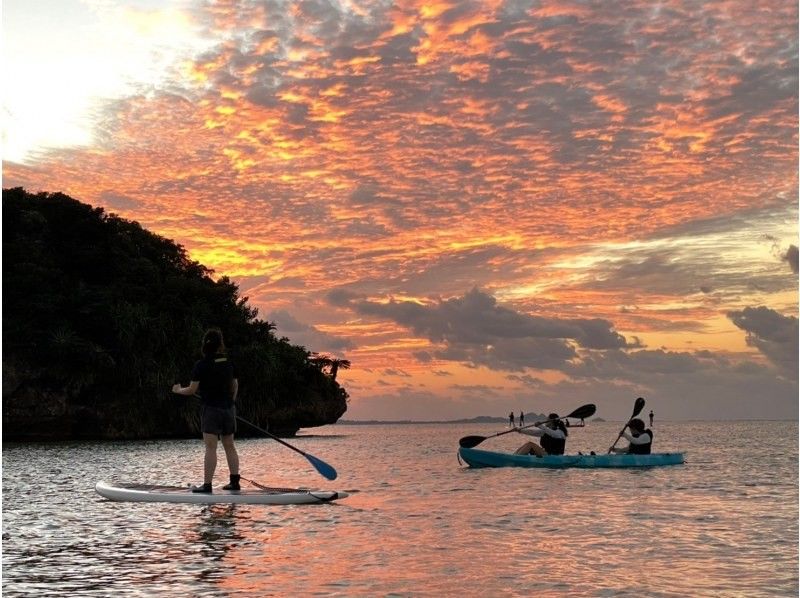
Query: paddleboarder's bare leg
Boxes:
[
  {"xmin": 221, "ymin": 434, "xmax": 239, "ymax": 475},
  {"xmin": 203, "ymin": 432, "xmax": 219, "ymax": 483}
]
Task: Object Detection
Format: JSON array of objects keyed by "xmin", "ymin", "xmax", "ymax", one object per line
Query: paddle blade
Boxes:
[
  {"xmin": 459, "ymin": 435, "xmax": 487, "ymax": 448},
  {"xmin": 566, "ymin": 404, "xmax": 596, "ymax": 421},
  {"xmin": 632, "ymin": 397, "xmax": 646, "ymax": 418},
  {"xmin": 305, "ymin": 453, "xmax": 338, "ymax": 481}
]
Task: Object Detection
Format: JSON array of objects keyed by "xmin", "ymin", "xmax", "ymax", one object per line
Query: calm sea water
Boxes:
[{"xmin": 2, "ymin": 421, "xmax": 797, "ymax": 597}]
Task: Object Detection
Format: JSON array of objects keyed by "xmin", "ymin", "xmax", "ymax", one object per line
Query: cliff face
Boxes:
[
  {"xmin": 2, "ymin": 360, "xmax": 349, "ymax": 441},
  {"xmin": 2, "ymin": 188, "xmax": 348, "ymax": 440},
  {"xmin": 267, "ymin": 387, "xmax": 349, "ymax": 437}
]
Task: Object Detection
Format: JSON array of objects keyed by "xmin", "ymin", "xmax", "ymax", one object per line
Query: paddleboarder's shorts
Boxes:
[{"xmin": 202, "ymin": 405, "xmax": 237, "ymax": 436}]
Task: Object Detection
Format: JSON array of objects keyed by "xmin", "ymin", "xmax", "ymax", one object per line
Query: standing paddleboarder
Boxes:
[{"xmin": 172, "ymin": 329, "xmax": 241, "ymax": 493}]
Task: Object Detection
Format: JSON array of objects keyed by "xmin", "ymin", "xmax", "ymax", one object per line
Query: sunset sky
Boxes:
[{"xmin": 3, "ymin": 0, "xmax": 797, "ymax": 421}]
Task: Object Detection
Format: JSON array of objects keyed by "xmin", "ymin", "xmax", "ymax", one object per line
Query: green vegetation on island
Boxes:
[{"xmin": 2, "ymin": 187, "xmax": 348, "ymax": 440}]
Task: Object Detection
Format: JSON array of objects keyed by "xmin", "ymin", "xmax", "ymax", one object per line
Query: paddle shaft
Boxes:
[
  {"xmin": 190, "ymin": 394, "xmax": 310, "ymax": 457},
  {"xmin": 609, "ymin": 426, "xmax": 629, "ymax": 454},
  {"xmin": 489, "ymin": 416, "xmax": 559, "ymax": 439},
  {"xmin": 234, "ymin": 413, "xmax": 314, "ymax": 459},
  {"xmin": 495, "ymin": 405, "xmax": 594, "ymax": 439}
]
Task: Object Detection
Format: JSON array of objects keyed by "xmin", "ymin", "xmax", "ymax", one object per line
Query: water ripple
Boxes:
[{"xmin": 2, "ymin": 421, "xmax": 797, "ymax": 596}]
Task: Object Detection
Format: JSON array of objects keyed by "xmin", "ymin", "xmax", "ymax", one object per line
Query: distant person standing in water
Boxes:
[
  {"xmin": 509, "ymin": 411, "xmax": 515, "ymax": 427},
  {"xmin": 649, "ymin": 410, "xmax": 654, "ymax": 427},
  {"xmin": 172, "ymin": 329, "xmax": 240, "ymax": 493},
  {"xmin": 519, "ymin": 411, "xmax": 525, "ymax": 426}
]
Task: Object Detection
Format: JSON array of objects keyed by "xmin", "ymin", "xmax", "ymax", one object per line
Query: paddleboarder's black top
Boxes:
[{"xmin": 192, "ymin": 353, "xmax": 236, "ymax": 408}]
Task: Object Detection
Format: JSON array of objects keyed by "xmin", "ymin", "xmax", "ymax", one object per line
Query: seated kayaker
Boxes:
[
  {"xmin": 609, "ymin": 418, "xmax": 653, "ymax": 454},
  {"xmin": 513, "ymin": 413, "xmax": 567, "ymax": 456}
]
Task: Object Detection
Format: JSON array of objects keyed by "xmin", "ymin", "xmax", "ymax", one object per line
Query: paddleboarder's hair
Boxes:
[{"xmin": 202, "ymin": 329, "xmax": 226, "ymax": 357}]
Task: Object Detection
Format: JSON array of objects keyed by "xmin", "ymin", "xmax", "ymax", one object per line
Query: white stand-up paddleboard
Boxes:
[{"xmin": 96, "ymin": 481, "xmax": 349, "ymax": 505}]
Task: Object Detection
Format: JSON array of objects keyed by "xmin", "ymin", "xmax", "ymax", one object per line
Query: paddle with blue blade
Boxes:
[
  {"xmin": 459, "ymin": 403, "xmax": 596, "ymax": 449},
  {"xmin": 608, "ymin": 396, "xmax": 645, "ymax": 454},
  {"xmin": 234, "ymin": 414, "xmax": 338, "ymax": 481},
  {"xmin": 191, "ymin": 395, "xmax": 338, "ymax": 480}
]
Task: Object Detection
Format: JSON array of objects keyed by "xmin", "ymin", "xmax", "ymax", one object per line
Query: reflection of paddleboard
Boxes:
[{"xmin": 95, "ymin": 481, "xmax": 348, "ymax": 504}]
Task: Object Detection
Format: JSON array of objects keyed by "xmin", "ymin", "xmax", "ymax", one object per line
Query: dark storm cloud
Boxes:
[
  {"xmin": 433, "ymin": 336, "xmax": 577, "ymax": 371},
  {"xmin": 330, "ymin": 287, "xmax": 631, "ymax": 370},
  {"xmin": 413, "ymin": 351, "xmax": 433, "ymax": 363},
  {"xmin": 566, "ymin": 348, "xmax": 717, "ymax": 380},
  {"xmin": 387, "ymin": 245, "xmax": 541, "ymax": 297},
  {"xmin": 268, "ymin": 308, "xmax": 354, "ymax": 352},
  {"xmin": 575, "ymin": 201, "xmax": 798, "ymax": 300},
  {"xmin": 782, "ymin": 245, "xmax": 798, "ymax": 274},
  {"xmin": 581, "ymin": 251, "xmax": 714, "ymax": 296},
  {"xmin": 326, "ymin": 288, "xmax": 366, "ymax": 307},
  {"xmin": 727, "ymin": 306, "xmax": 799, "ymax": 379}
]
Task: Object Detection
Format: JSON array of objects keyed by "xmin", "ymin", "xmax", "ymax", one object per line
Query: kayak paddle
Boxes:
[
  {"xmin": 459, "ymin": 403, "xmax": 596, "ymax": 448},
  {"xmin": 190, "ymin": 395, "xmax": 338, "ymax": 480},
  {"xmin": 607, "ymin": 396, "xmax": 645, "ymax": 454}
]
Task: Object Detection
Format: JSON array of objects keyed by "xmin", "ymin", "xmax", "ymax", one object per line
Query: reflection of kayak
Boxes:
[
  {"xmin": 459, "ymin": 447, "xmax": 685, "ymax": 469},
  {"xmin": 95, "ymin": 481, "xmax": 348, "ymax": 504}
]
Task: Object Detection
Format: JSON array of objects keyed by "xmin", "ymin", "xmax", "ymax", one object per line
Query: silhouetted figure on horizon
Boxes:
[
  {"xmin": 509, "ymin": 411, "xmax": 515, "ymax": 428},
  {"xmin": 649, "ymin": 410, "xmax": 654, "ymax": 427},
  {"xmin": 519, "ymin": 411, "xmax": 525, "ymax": 426}
]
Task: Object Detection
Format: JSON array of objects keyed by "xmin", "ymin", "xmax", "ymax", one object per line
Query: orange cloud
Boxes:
[{"xmin": 4, "ymin": 0, "xmax": 797, "ymax": 419}]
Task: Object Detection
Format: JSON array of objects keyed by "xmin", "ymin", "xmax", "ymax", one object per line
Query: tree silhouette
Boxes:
[
  {"xmin": 2, "ymin": 187, "xmax": 349, "ymax": 439},
  {"xmin": 309, "ymin": 353, "xmax": 351, "ymax": 380},
  {"xmin": 329, "ymin": 358, "xmax": 351, "ymax": 381}
]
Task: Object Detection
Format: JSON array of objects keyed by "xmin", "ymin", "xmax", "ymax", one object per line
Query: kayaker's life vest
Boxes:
[
  {"xmin": 629, "ymin": 429, "xmax": 653, "ymax": 455},
  {"xmin": 541, "ymin": 431, "xmax": 566, "ymax": 455}
]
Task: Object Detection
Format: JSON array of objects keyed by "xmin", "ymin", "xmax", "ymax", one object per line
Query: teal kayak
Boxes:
[{"xmin": 459, "ymin": 447, "xmax": 685, "ymax": 469}]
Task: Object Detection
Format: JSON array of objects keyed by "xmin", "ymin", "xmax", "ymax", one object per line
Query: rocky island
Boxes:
[{"xmin": 3, "ymin": 188, "xmax": 348, "ymax": 440}]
